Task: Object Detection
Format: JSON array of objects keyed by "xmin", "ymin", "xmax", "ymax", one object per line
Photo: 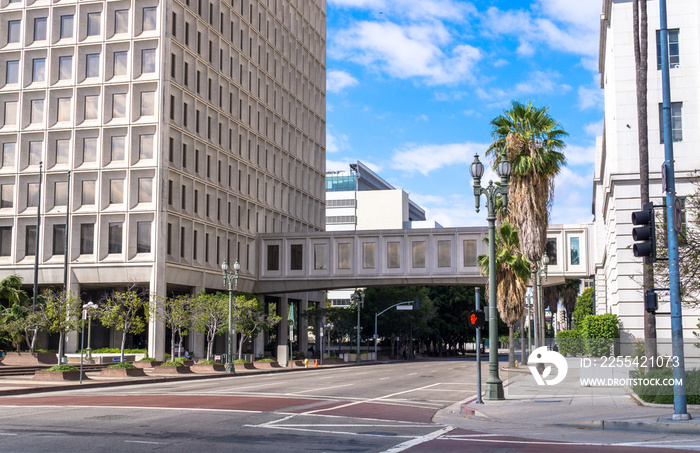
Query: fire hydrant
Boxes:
[{"xmin": 303, "ymin": 358, "xmax": 309, "ymax": 368}]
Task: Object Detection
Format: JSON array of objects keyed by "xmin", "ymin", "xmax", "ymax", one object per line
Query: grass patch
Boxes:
[
  {"xmin": 255, "ymin": 358, "xmax": 275, "ymax": 363},
  {"xmin": 233, "ymin": 359, "xmax": 249, "ymax": 364},
  {"xmin": 161, "ymin": 361, "xmax": 186, "ymax": 367},
  {"xmin": 44, "ymin": 365, "xmax": 79, "ymax": 372},
  {"xmin": 138, "ymin": 357, "xmax": 158, "ymax": 362},
  {"xmin": 108, "ymin": 362, "xmax": 137, "ymax": 369},
  {"xmin": 196, "ymin": 360, "xmax": 218, "ymax": 365}
]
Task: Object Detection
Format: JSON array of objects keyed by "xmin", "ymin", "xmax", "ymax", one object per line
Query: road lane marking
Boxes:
[
  {"xmin": 0, "ymin": 433, "xmax": 18, "ymax": 436},
  {"xmin": 379, "ymin": 377, "xmax": 390, "ymax": 380},
  {"xmin": 301, "ymin": 383, "xmax": 442, "ymax": 415},
  {"xmin": 294, "ymin": 383, "xmax": 355, "ymax": 394},
  {"xmin": 382, "ymin": 426, "xmax": 454, "ymax": 453},
  {"xmin": 125, "ymin": 440, "xmax": 165, "ymax": 445}
]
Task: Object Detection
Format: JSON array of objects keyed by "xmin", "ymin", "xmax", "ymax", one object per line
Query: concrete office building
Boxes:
[
  {"xmin": 325, "ymin": 161, "xmax": 440, "ymax": 307},
  {"xmin": 0, "ymin": 0, "xmax": 326, "ymax": 359},
  {"xmin": 596, "ymin": 0, "xmax": 700, "ymax": 348}
]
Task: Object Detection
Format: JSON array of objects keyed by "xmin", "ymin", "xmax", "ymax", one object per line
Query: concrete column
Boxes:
[
  {"xmin": 277, "ymin": 295, "xmax": 289, "ymax": 366},
  {"xmin": 253, "ymin": 295, "xmax": 265, "ymax": 358},
  {"xmin": 148, "ymin": 273, "xmax": 166, "ymax": 361},
  {"xmin": 189, "ymin": 285, "xmax": 205, "ymax": 360},
  {"xmin": 64, "ymin": 279, "xmax": 81, "ymax": 353},
  {"xmin": 299, "ymin": 295, "xmax": 309, "ymax": 355}
]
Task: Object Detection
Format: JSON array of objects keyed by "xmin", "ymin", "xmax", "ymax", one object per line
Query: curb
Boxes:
[{"xmin": 556, "ymin": 419, "xmax": 700, "ymax": 435}]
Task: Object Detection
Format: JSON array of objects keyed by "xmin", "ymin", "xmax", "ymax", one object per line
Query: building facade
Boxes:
[
  {"xmin": 0, "ymin": 0, "xmax": 326, "ymax": 358},
  {"xmin": 596, "ymin": 0, "xmax": 700, "ymax": 349}
]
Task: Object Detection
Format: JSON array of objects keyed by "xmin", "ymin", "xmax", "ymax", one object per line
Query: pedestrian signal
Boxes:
[{"xmin": 469, "ymin": 310, "xmax": 485, "ymax": 329}]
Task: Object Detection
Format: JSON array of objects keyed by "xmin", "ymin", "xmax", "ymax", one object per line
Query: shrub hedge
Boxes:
[
  {"xmin": 556, "ymin": 330, "xmax": 584, "ymax": 356},
  {"xmin": 633, "ymin": 367, "xmax": 700, "ymax": 404},
  {"xmin": 580, "ymin": 314, "xmax": 619, "ymax": 357}
]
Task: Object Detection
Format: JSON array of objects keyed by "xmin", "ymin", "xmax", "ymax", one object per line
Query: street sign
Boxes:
[
  {"xmin": 662, "ymin": 163, "xmax": 668, "ymax": 193},
  {"xmin": 396, "ymin": 304, "xmax": 413, "ymax": 310},
  {"xmin": 674, "ymin": 197, "xmax": 683, "ymax": 232}
]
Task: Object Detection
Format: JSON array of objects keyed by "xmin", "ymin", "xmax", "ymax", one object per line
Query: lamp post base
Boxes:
[
  {"xmin": 225, "ymin": 363, "xmax": 235, "ymax": 374},
  {"xmin": 484, "ymin": 379, "xmax": 505, "ymax": 401}
]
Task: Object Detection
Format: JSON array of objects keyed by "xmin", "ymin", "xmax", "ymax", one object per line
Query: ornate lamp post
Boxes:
[
  {"xmin": 83, "ymin": 301, "xmax": 97, "ymax": 363},
  {"xmin": 535, "ymin": 255, "xmax": 549, "ymax": 348},
  {"xmin": 470, "ymin": 153, "xmax": 511, "ymax": 401},
  {"xmin": 222, "ymin": 259, "xmax": 240, "ymax": 374},
  {"xmin": 351, "ymin": 289, "xmax": 364, "ymax": 363}
]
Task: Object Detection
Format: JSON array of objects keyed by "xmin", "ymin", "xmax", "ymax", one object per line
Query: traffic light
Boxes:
[
  {"xmin": 469, "ymin": 310, "xmax": 485, "ymax": 329},
  {"xmin": 645, "ymin": 290, "xmax": 658, "ymax": 313},
  {"xmin": 413, "ymin": 296, "xmax": 420, "ymax": 310},
  {"xmin": 632, "ymin": 202, "xmax": 656, "ymax": 264}
]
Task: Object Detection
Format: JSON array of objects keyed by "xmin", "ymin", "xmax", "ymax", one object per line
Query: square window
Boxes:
[
  {"xmin": 136, "ymin": 221, "xmax": 151, "ymax": 253},
  {"xmin": 659, "ymin": 102, "xmax": 683, "ymax": 143},
  {"xmin": 138, "ymin": 178, "xmax": 152, "ymax": 203},
  {"xmin": 110, "ymin": 179, "xmax": 123, "ymax": 204},
  {"xmin": 143, "ymin": 7, "xmax": 157, "ymax": 31},
  {"xmin": 115, "ymin": 10, "xmax": 128, "ymax": 34},
  {"xmin": 0, "ymin": 226, "xmax": 11, "ymax": 256},
  {"xmin": 26, "ymin": 182, "xmax": 39, "ymax": 207},
  {"xmin": 0, "ymin": 184, "xmax": 13, "ymax": 208},
  {"xmin": 83, "ymin": 137, "xmax": 97, "ymax": 163},
  {"xmin": 4, "ymin": 101, "xmax": 17, "ymax": 126},
  {"xmin": 60, "ymin": 15, "xmax": 74, "ymax": 39},
  {"xmin": 8, "ymin": 21, "xmax": 20, "ymax": 44},
  {"xmin": 290, "ymin": 244, "xmax": 303, "ymax": 270},
  {"xmin": 29, "ymin": 141, "xmax": 41, "ymax": 165},
  {"xmin": 141, "ymin": 49, "xmax": 156, "ymax": 73},
  {"xmin": 54, "ymin": 181, "xmax": 68, "ymax": 206},
  {"xmin": 570, "ymin": 237, "xmax": 580, "ymax": 266},
  {"xmin": 140, "ymin": 91, "xmax": 155, "ymax": 116},
  {"xmin": 32, "ymin": 58, "xmax": 46, "ymax": 82},
  {"xmin": 55, "ymin": 140, "xmax": 69, "ymax": 164},
  {"xmin": 362, "ymin": 242, "xmax": 375, "ymax": 269},
  {"xmin": 52, "ymin": 224, "xmax": 66, "ymax": 255},
  {"xmin": 25, "ymin": 226, "xmax": 36, "ymax": 256},
  {"xmin": 81, "ymin": 180, "xmax": 95, "ymax": 205},
  {"xmin": 266, "ymin": 244, "xmax": 279, "ymax": 271},
  {"xmin": 6, "ymin": 60, "xmax": 19, "ymax": 84},
  {"xmin": 108, "ymin": 223, "xmax": 122, "ymax": 254},
  {"xmin": 656, "ymin": 29, "xmax": 680, "ymax": 70},
  {"xmin": 338, "ymin": 243, "xmax": 351, "ymax": 269},
  {"xmin": 387, "ymin": 242, "xmax": 401, "ymax": 268},
  {"xmin": 112, "ymin": 93, "xmax": 126, "ymax": 118},
  {"xmin": 314, "ymin": 243, "xmax": 327, "ymax": 270},
  {"xmin": 111, "ymin": 136, "xmax": 125, "ymax": 161},
  {"xmin": 437, "ymin": 240, "xmax": 451, "ymax": 268},
  {"xmin": 2, "ymin": 143, "xmax": 15, "ymax": 168},
  {"xmin": 84, "ymin": 95, "xmax": 99, "ymax": 120},
  {"xmin": 113, "ymin": 51, "xmax": 128, "ymax": 76},
  {"xmin": 80, "ymin": 224, "xmax": 94, "ymax": 254},
  {"xmin": 139, "ymin": 134, "xmax": 153, "ymax": 159},
  {"xmin": 86, "ymin": 54, "xmax": 100, "ymax": 78},
  {"xmin": 57, "ymin": 98, "xmax": 71, "ymax": 122},
  {"xmin": 59, "ymin": 56, "xmax": 72, "ymax": 80},
  {"xmin": 87, "ymin": 12, "xmax": 101, "ymax": 36},
  {"xmin": 30, "ymin": 99, "xmax": 44, "ymax": 123},
  {"xmin": 34, "ymin": 18, "xmax": 47, "ymax": 41}
]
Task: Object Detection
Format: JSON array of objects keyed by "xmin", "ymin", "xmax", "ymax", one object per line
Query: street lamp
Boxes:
[
  {"xmin": 351, "ymin": 289, "xmax": 364, "ymax": 363},
  {"xmin": 325, "ymin": 322, "xmax": 334, "ymax": 358},
  {"xmin": 79, "ymin": 301, "xmax": 97, "ymax": 384},
  {"xmin": 83, "ymin": 301, "xmax": 97, "ymax": 363},
  {"xmin": 222, "ymin": 259, "xmax": 240, "ymax": 374},
  {"xmin": 470, "ymin": 153, "xmax": 511, "ymax": 401},
  {"xmin": 535, "ymin": 254, "xmax": 549, "ymax": 349}
]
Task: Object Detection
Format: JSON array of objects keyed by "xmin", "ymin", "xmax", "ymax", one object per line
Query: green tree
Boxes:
[
  {"xmin": 160, "ymin": 294, "xmax": 193, "ymax": 360},
  {"xmin": 478, "ymin": 221, "xmax": 531, "ymax": 367},
  {"xmin": 572, "ymin": 287, "xmax": 594, "ymax": 329},
  {"xmin": 0, "ymin": 301, "xmax": 29, "ymax": 351},
  {"xmin": 41, "ymin": 288, "xmax": 81, "ymax": 362},
  {"xmin": 425, "ymin": 286, "xmax": 475, "ymax": 356},
  {"xmin": 231, "ymin": 294, "xmax": 281, "ymax": 360},
  {"xmin": 559, "ymin": 279, "xmax": 581, "ymax": 330},
  {"xmin": 0, "ymin": 274, "xmax": 28, "ymax": 308},
  {"xmin": 99, "ymin": 290, "xmax": 150, "ymax": 362},
  {"xmin": 191, "ymin": 292, "xmax": 229, "ymax": 361}
]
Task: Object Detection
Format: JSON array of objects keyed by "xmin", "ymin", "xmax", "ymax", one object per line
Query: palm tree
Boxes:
[
  {"xmin": 559, "ymin": 279, "xmax": 581, "ymax": 330},
  {"xmin": 478, "ymin": 221, "xmax": 531, "ymax": 367},
  {"xmin": 487, "ymin": 100, "xmax": 567, "ymax": 349},
  {"xmin": 0, "ymin": 274, "xmax": 28, "ymax": 308},
  {"xmin": 632, "ymin": 0, "xmax": 657, "ymax": 368}
]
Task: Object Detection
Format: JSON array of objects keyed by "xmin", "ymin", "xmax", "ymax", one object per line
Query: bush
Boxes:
[
  {"xmin": 255, "ymin": 358, "xmax": 275, "ymax": 363},
  {"xmin": 633, "ymin": 368, "xmax": 700, "ymax": 405},
  {"xmin": 161, "ymin": 361, "xmax": 185, "ymax": 367},
  {"xmin": 233, "ymin": 359, "xmax": 249, "ymax": 364},
  {"xmin": 90, "ymin": 348, "xmax": 147, "ymax": 354},
  {"xmin": 138, "ymin": 357, "xmax": 157, "ymax": 362},
  {"xmin": 580, "ymin": 314, "xmax": 619, "ymax": 357},
  {"xmin": 556, "ymin": 330, "xmax": 584, "ymax": 356},
  {"xmin": 572, "ymin": 287, "xmax": 594, "ymax": 329},
  {"xmin": 44, "ymin": 365, "xmax": 79, "ymax": 372},
  {"xmin": 196, "ymin": 360, "xmax": 217, "ymax": 365},
  {"xmin": 108, "ymin": 362, "xmax": 137, "ymax": 369}
]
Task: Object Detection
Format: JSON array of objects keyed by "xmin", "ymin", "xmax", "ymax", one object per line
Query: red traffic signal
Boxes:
[{"xmin": 469, "ymin": 310, "xmax": 485, "ymax": 329}]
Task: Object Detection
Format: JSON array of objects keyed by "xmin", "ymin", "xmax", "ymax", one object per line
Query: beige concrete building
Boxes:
[{"xmin": 0, "ymin": 0, "xmax": 326, "ymax": 359}]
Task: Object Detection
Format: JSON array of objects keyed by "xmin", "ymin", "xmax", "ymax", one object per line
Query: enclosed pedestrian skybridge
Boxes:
[{"xmin": 255, "ymin": 224, "xmax": 594, "ymax": 295}]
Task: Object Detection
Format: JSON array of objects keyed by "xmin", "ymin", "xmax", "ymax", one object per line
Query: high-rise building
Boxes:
[
  {"xmin": 0, "ymin": 0, "xmax": 326, "ymax": 357},
  {"xmin": 595, "ymin": 0, "xmax": 700, "ymax": 348}
]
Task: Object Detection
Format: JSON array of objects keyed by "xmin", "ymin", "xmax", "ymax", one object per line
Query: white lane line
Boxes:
[
  {"xmin": 275, "ymin": 424, "xmax": 437, "ymax": 428},
  {"xmin": 441, "ymin": 438, "xmax": 623, "ymax": 447},
  {"xmin": 0, "ymin": 433, "xmax": 18, "ymax": 436},
  {"xmin": 302, "ymin": 383, "xmax": 442, "ymax": 415},
  {"xmin": 294, "ymin": 383, "xmax": 355, "ymax": 394},
  {"xmin": 251, "ymin": 425, "xmax": 415, "ymax": 438},
  {"xmin": 408, "ymin": 373, "xmax": 417, "ymax": 376},
  {"xmin": 0, "ymin": 404, "xmax": 262, "ymax": 414},
  {"xmin": 382, "ymin": 426, "xmax": 454, "ymax": 453},
  {"xmin": 125, "ymin": 441, "xmax": 165, "ymax": 445},
  {"xmin": 379, "ymin": 377, "xmax": 390, "ymax": 380}
]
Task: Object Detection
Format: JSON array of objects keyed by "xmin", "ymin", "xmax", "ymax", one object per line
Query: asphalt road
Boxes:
[{"xmin": 0, "ymin": 359, "xmax": 698, "ymax": 452}]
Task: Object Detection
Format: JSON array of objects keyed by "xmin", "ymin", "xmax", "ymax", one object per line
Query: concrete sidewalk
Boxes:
[{"xmin": 435, "ymin": 365, "xmax": 700, "ymax": 440}]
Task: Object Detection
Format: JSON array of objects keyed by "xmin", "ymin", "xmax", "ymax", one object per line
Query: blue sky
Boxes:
[{"xmin": 325, "ymin": 0, "xmax": 604, "ymax": 227}]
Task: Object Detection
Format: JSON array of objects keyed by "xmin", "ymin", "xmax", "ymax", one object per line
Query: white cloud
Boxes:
[
  {"xmin": 390, "ymin": 142, "xmax": 490, "ymax": 176},
  {"xmin": 331, "ymin": 21, "xmax": 481, "ymax": 85},
  {"xmin": 563, "ymin": 144, "xmax": 596, "ymax": 166},
  {"xmin": 551, "ymin": 167, "xmax": 595, "ymax": 225},
  {"xmin": 326, "ymin": 127, "xmax": 351, "ymax": 153},
  {"xmin": 328, "ymin": 0, "xmax": 475, "ymax": 21},
  {"xmin": 578, "ymin": 84, "xmax": 604, "ymax": 110},
  {"xmin": 476, "ymin": 70, "xmax": 570, "ymax": 103},
  {"xmin": 327, "ymin": 70, "xmax": 359, "ymax": 93},
  {"xmin": 584, "ymin": 120, "xmax": 604, "ymax": 137}
]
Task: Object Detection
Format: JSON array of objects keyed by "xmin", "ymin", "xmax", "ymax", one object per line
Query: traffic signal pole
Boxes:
[{"xmin": 659, "ymin": 0, "xmax": 689, "ymax": 420}]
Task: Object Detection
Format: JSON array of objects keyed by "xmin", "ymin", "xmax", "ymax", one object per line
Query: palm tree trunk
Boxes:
[
  {"xmin": 508, "ymin": 325, "xmax": 515, "ymax": 367},
  {"xmin": 633, "ymin": 0, "xmax": 657, "ymax": 369}
]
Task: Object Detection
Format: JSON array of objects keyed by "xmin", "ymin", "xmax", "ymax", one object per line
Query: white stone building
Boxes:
[
  {"xmin": 0, "ymin": 0, "xmax": 327, "ymax": 359},
  {"xmin": 596, "ymin": 0, "xmax": 700, "ymax": 350}
]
